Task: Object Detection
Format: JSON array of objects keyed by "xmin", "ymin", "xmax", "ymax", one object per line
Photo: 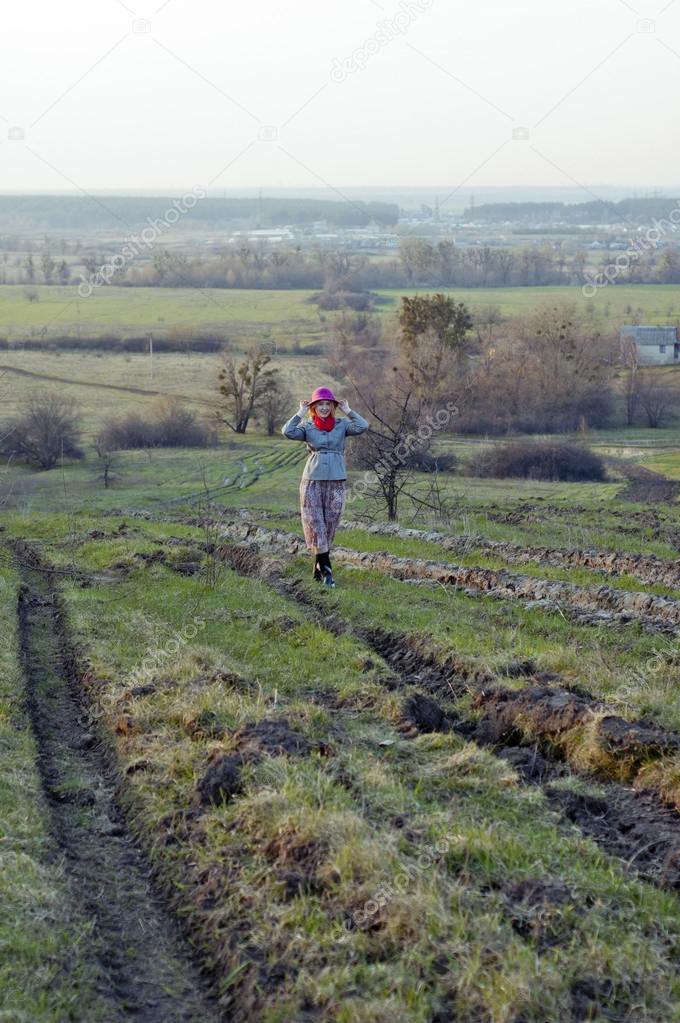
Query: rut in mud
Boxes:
[
  {"xmin": 218, "ymin": 520, "xmax": 680, "ymax": 635},
  {"xmin": 611, "ymin": 460, "xmax": 680, "ymax": 504},
  {"xmin": 13, "ymin": 544, "xmax": 222, "ymax": 1023},
  {"xmin": 341, "ymin": 519, "xmax": 680, "ymax": 590},
  {"xmin": 215, "ymin": 535, "xmax": 680, "ymax": 893}
]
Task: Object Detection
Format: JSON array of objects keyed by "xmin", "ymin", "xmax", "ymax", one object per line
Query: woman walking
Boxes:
[{"xmin": 282, "ymin": 387, "xmax": 368, "ymax": 587}]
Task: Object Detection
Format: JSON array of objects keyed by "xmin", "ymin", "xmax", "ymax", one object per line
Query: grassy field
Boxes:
[
  {"xmin": 2, "ymin": 429, "xmax": 680, "ymax": 551},
  {"xmin": 1, "ymin": 282, "xmax": 679, "ymax": 344},
  {"xmin": 2, "ymin": 500, "xmax": 680, "ymax": 1021},
  {"xmin": 0, "ymin": 339, "xmax": 678, "ymax": 453},
  {"xmin": 0, "ymin": 285, "xmax": 321, "ymax": 343},
  {"xmin": 3, "ymin": 281, "xmax": 680, "ymax": 1019},
  {"xmin": 0, "ymin": 348, "xmax": 335, "ymax": 439}
]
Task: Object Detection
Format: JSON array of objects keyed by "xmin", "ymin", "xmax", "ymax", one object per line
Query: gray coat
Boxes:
[{"xmin": 281, "ymin": 410, "xmax": 369, "ymax": 480}]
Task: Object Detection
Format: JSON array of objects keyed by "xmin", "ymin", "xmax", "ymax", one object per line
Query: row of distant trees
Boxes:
[
  {"xmin": 325, "ymin": 298, "xmax": 680, "ymax": 432},
  {"xmin": 5, "ymin": 239, "xmax": 680, "ymax": 291},
  {"xmin": 214, "ymin": 295, "xmax": 680, "ymax": 518}
]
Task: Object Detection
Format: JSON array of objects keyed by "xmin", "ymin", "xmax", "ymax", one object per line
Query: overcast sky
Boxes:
[{"xmin": 1, "ymin": 0, "xmax": 679, "ymax": 198}]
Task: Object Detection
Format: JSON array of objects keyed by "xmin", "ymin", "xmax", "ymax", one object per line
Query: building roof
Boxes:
[{"xmin": 620, "ymin": 325, "xmax": 678, "ymax": 346}]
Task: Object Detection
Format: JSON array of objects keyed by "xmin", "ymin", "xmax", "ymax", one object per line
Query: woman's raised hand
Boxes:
[
  {"xmin": 338, "ymin": 398, "xmax": 351, "ymax": 415},
  {"xmin": 297, "ymin": 399, "xmax": 311, "ymax": 416}
]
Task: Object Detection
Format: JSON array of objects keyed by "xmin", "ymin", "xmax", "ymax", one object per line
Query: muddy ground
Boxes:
[
  {"xmin": 610, "ymin": 459, "xmax": 680, "ymax": 505},
  {"xmin": 215, "ymin": 533, "xmax": 680, "ymax": 894},
  {"xmin": 11, "ymin": 540, "xmax": 222, "ymax": 1023}
]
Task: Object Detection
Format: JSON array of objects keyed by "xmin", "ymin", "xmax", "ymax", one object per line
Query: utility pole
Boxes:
[{"xmin": 148, "ymin": 333, "xmax": 153, "ymax": 383}]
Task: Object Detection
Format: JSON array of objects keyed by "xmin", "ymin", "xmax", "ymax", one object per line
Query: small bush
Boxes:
[
  {"xmin": 5, "ymin": 392, "xmax": 84, "ymax": 470},
  {"xmin": 290, "ymin": 340, "xmax": 324, "ymax": 356},
  {"xmin": 466, "ymin": 441, "xmax": 606, "ymax": 482},
  {"xmin": 404, "ymin": 450, "xmax": 458, "ymax": 473},
  {"xmin": 99, "ymin": 399, "xmax": 215, "ymax": 450},
  {"xmin": 12, "ymin": 334, "xmax": 226, "ymax": 353},
  {"xmin": 311, "ymin": 290, "xmax": 376, "ymax": 311}
]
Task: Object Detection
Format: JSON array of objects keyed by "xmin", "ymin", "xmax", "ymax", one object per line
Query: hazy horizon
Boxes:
[{"xmin": 2, "ymin": 0, "xmax": 679, "ymax": 204}]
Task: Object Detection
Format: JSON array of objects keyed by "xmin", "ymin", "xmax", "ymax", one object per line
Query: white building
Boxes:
[{"xmin": 620, "ymin": 325, "xmax": 680, "ymax": 365}]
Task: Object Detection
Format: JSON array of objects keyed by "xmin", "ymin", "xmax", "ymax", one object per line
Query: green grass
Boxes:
[
  {"xmin": 3, "ymin": 432, "xmax": 679, "ymax": 557},
  {"xmin": 641, "ymin": 452, "xmax": 680, "ymax": 479},
  {"xmin": 375, "ymin": 283, "xmax": 680, "ymax": 321},
  {"xmin": 0, "ymin": 285, "xmax": 320, "ymax": 341},
  {"xmin": 3, "ymin": 278, "xmax": 680, "ymax": 1019},
  {"xmin": 297, "ymin": 553, "xmax": 680, "ymax": 731},
  {"xmin": 13, "ymin": 520, "xmax": 677, "ymax": 1022}
]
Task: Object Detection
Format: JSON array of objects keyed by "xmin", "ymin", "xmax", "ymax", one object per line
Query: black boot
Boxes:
[
  {"xmin": 317, "ymin": 551, "xmax": 335, "ymax": 588},
  {"xmin": 313, "ymin": 555, "xmax": 323, "ymax": 582}
]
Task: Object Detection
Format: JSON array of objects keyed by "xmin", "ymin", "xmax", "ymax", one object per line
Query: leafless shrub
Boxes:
[
  {"xmin": 467, "ymin": 441, "xmax": 606, "ymax": 482},
  {"xmin": 99, "ymin": 398, "xmax": 215, "ymax": 450},
  {"xmin": 5, "ymin": 391, "xmax": 84, "ymax": 470}
]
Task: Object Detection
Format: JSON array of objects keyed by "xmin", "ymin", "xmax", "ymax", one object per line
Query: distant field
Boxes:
[
  {"xmin": 1, "ymin": 283, "xmax": 680, "ymax": 344},
  {"xmin": 0, "ymin": 286, "xmax": 322, "ymax": 345},
  {"xmin": 0, "ymin": 349, "xmax": 333, "ymax": 437},
  {"xmin": 381, "ymin": 284, "xmax": 680, "ymax": 321}
]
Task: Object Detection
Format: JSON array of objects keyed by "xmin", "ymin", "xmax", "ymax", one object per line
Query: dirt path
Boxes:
[
  {"xmin": 0, "ymin": 361, "xmax": 211, "ymax": 405},
  {"xmin": 216, "ymin": 536, "xmax": 680, "ymax": 892},
  {"xmin": 12, "ymin": 542, "xmax": 223, "ymax": 1023},
  {"xmin": 610, "ymin": 459, "xmax": 680, "ymax": 504}
]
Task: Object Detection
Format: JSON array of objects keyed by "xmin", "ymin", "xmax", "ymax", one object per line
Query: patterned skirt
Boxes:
[{"xmin": 299, "ymin": 479, "xmax": 346, "ymax": 554}]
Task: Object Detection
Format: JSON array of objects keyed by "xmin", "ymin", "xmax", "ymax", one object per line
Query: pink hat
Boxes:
[{"xmin": 310, "ymin": 386, "xmax": 338, "ymax": 404}]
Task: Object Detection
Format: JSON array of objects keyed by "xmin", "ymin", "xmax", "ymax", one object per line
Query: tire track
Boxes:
[
  {"xmin": 214, "ymin": 535, "xmax": 680, "ymax": 893},
  {"xmin": 212, "ymin": 521, "xmax": 680, "ymax": 791},
  {"xmin": 11, "ymin": 540, "xmax": 223, "ymax": 1023},
  {"xmin": 609, "ymin": 458, "xmax": 680, "ymax": 504},
  {"xmin": 158, "ymin": 445, "xmax": 304, "ymax": 508},
  {"xmin": 0, "ymin": 361, "xmax": 212, "ymax": 404},
  {"xmin": 217, "ymin": 520, "xmax": 680, "ymax": 635},
  {"xmin": 341, "ymin": 519, "xmax": 680, "ymax": 590}
]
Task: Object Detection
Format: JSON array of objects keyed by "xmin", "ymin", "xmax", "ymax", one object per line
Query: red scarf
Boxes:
[{"xmin": 312, "ymin": 412, "xmax": 335, "ymax": 431}]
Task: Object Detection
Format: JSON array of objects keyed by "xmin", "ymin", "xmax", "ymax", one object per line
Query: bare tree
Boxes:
[
  {"xmin": 349, "ymin": 377, "xmax": 422, "ymax": 521},
  {"xmin": 57, "ymin": 259, "xmax": 71, "ymax": 286},
  {"xmin": 6, "ymin": 392, "xmax": 83, "ymax": 470},
  {"xmin": 257, "ymin": 373, "xmax": 292, "ymax": 436},
  {"xmin": 344, "ymin": 329, "xmax": 460, "ymax": 522},
  {"xmin": 41, "ymin": 249, "xmax": 56, "ymax": 285},
  {"xmin": 620, "ymin": 335, "xmax": 640, "ymax": 426},
  {"xmin": 94, "ymin": 437, "xmax": 120, "ymax": 488},
  {"xmin": 216, "ymin": 346, "xmax": 278, "ymax": 434},
  {"xmin": 473, "ymin": 305, "xmax": 504, "ymax": 346},
  {"xmin": 462, "ymin": 303, "xmax": 616, "ymax": 434},
  {"xmin": 635, "ymin": 372, "xmax": 679, "ymax": 428}
]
